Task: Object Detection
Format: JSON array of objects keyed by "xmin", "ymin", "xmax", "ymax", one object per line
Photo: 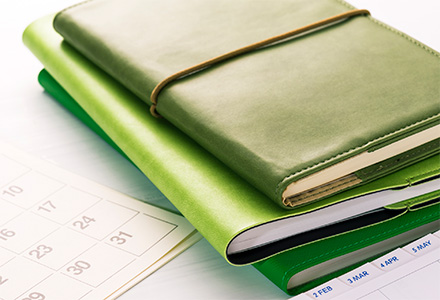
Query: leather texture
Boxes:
[
  {"xmin": 37, "ymin": 68, "xmax": 440, "ymax": 294},
  {"xmin": 53, "ymin": 0, "xmax": 440, "ymax": 206},
  {"xmin": 23, "ymin": 15, "xmax": 440, "ymax": 265}
]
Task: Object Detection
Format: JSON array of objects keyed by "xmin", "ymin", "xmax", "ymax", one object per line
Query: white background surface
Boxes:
[{"xmin": 1, "ymin": 1, "xmax": 439, "ymax": 299}]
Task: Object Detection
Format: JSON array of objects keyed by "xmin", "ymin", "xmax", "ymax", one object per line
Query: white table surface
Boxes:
[{"xmin": 1, "ymin": 1, "xmax": 438, "ymax": 299}]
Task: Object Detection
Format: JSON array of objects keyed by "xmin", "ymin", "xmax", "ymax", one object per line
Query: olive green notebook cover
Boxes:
[
  {"xmin": 37, "ymin": 68, "xmax": 440, "ymax": 295},
  {"xmin": 52, "ymin": 0, "xmax": 440, "ymax": 209}
]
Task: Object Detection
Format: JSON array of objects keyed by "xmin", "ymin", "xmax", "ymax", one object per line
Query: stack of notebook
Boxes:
[{"xmin": 24, "ymin": 0, "xmax": 439, "ymax": 295}]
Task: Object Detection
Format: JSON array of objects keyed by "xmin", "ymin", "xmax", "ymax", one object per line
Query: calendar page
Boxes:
[
  {"xmin": 0, "ymin": 142, "xmax": 200, "ymax": 300},
  {"xmin": 291, "ymin": 230, "xmax": 440, "ymax": 300}
]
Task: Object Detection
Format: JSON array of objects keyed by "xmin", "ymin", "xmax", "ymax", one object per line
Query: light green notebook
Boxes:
[{"xmin": 37, "ymin": 68, "xmax": 440, "ymax": 294}]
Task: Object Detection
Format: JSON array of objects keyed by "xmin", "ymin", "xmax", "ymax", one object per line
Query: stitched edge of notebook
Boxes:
[
  {"xmin": 405, "ymin": 190, "xmax": 440, "ymax": 209},
  {"xmin": 278, "ymin": 113, "xmax": 440, "ymax": 199},
  {"xmin": 53, "ymin": 0, "xmax": 95, "ymax": 27},
  {"xmin": 336, "ymin": 0, "xmax": 440, "ymax": 59},
  {"xmin": 282, "ymin": 211, "xmax": 439, "ymax": 285},
  {"xmin": 358, "ymin": 142, "xmax": 440, "ymax": 179},
  {"xmin": 406, "ymin": 168, "xmax": 440, "ymax": 185},
  {"xmin": 385, "ymin": 176, "xmax": 440, "ymax": 209},
  {"xmin": 277, "ymin": 1, "xmax": 440, "ymax": 199},
  {"xmin": 286, "ymin": 143, "xmax": 440, "ymax": 206}
]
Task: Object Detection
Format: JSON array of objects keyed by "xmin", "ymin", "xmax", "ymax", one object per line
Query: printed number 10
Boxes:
[{"xmin": 2, "ymin": 185, "xmax": 23, "ymax": 198}]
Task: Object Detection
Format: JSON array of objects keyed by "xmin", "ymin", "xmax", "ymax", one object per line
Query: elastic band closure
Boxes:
[{"xmin": 150, "ymin": 8, "xmax": 370, "ymax": 117}]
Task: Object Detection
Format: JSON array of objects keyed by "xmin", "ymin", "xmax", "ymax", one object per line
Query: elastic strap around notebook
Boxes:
[{"xmin": 150, "ymin": 8, "xmax": 370, "ymax": 118}]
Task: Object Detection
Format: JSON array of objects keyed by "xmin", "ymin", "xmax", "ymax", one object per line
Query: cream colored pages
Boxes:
[{"xmin": 0, "ymin": 141, "xmax": 200, "ymax": 300}]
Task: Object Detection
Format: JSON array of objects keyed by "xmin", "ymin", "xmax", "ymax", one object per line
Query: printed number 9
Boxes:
[{"xmin": 22, "ymin": 292, "xmax": 45, "ymax": 300}]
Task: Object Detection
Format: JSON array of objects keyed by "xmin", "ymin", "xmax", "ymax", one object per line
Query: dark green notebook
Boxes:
[
  {"xmin": 53, "ymin": 0, "xmax": 440, "ymax": 209},
  {"xmin": 37, "ymin": 68, "xmax": 440, "ymax": 295}
]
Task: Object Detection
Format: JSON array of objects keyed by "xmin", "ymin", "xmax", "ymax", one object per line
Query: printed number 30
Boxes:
[{"xmin": 66, "ymin": 260, "xmax": 91, "ymax": 275}]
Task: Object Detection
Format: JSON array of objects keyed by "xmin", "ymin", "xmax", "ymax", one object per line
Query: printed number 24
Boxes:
[{"xmin": 73, "ymin": 216, "xmax": 95, "ymax": 230}]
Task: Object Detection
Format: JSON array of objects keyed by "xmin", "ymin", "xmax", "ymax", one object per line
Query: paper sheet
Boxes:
[{"xmin": 0, "ymin": 141, "xmax": 200, "ymax": 300}]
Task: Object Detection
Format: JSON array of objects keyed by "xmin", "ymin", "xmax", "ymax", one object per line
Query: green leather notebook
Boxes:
[
  {"xmin": 37, "ymin": 68, "xmax": 440, "ymax": 295},
  {"xmin": 23, "ymin": 13, "xmax": 440, "ymax": 270},
  {"xmin": 52, "ymin": 0, "xmax": 440, "ymax": 209}
]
